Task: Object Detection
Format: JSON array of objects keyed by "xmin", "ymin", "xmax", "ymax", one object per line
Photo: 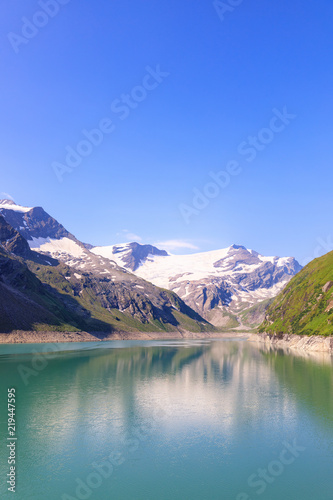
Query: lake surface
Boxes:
[{"xmin": 0, "ymin": 339, "xmax": 332, "ymax": 500}]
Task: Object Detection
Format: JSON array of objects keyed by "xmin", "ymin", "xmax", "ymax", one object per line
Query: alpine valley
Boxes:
[{"xmin": 0, "ymin": 199, "xmax": 302, "ymax": 338}]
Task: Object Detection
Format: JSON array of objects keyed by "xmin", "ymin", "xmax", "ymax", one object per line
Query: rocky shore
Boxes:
[
  {"xmin": 0, "ymin": 330, "xmax": 249, "ymax": 345},
  {"xmin": 248, "ymin": 332, "xmax": 333, "ymax": 354}
]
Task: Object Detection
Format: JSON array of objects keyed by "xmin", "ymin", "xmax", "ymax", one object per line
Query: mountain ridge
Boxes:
[
  {"xmin": 0, "ymin": 199, "xmax": 302, "ymax": 330},
  {"xmin": 0, "ymin": 203, "xmax": 211, "ymax": 336},
  {"xmin": 92, "ymin": 240, "xmax": 302, "ymax": 328}
]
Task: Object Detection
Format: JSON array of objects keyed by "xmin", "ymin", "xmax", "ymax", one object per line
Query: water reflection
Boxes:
[
  {"xmin": 257, "ymin": 343, "xmax": 333, "ymax": 430},
  {"xmin": 0, "ymin": 340, "xmax": 332, "ymax": 500},
  {"xmin": 0, "ymin": 342, "xmax": 298, "ymax": 448}
]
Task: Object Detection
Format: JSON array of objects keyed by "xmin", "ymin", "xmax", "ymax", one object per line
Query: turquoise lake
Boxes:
[{"xmin": 0, "ymin": 338, "xmax": 332, "ymax": 499}]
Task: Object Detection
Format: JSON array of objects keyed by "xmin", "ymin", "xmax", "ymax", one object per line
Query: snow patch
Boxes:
[{"xmin": 29, "ymin": 237, "xmax": 85, "ymax": 258}]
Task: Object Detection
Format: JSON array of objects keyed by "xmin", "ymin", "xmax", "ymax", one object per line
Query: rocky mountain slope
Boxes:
[
  {"xmin": 104, "ymin": 242, "xmax": 168, "ymax": 271},
  {"xmin": 0, "ymin": 199, "xmax": 301, "ymax": 331},
  {"xmin": 259, "ymin": 250, "xmax": 333, "ymax": 337},
  {"xmin": 92, "ymin": 242, "xmax": 302, "ymax": 328},
  {"xmin": 0, "ymin": 199, "xmax": 93, "ymax": 267},
  {"xmin": 0, "ymin": 204, "xmax": 210, "ymax": 335}
]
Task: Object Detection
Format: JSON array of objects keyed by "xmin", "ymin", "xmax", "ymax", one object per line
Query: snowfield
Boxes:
[
  {"xmin": 92, "ymin": 243, "xmax": 294, "ymax": 290},
  {"xmin": 29, "ymin": 236, "xmax": 85, "ymax": 258}
]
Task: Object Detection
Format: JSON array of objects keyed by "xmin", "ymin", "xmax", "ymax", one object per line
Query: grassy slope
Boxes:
[{"xmin": 259, "ymin": 251, "xmax": 333, "ymax": 337}]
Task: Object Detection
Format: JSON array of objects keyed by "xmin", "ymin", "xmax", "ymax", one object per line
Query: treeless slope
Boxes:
[{"xmin": 259, "ymin": 251, "xmax": 333, "ymax": 337}]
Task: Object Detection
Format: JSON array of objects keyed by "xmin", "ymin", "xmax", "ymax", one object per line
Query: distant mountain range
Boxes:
[
  {"xmin": 92, "ymin": 242, "xmax": 302, "ymax": 328},
  {"xmin": 0, "ymin": 199, "xmax": 302, "ymax": 333}
]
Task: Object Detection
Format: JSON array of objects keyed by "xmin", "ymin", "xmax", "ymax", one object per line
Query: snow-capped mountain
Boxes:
[
  {"xmin": 0, "ymin": 200, "xmax": 161, "ymax": 279},
  {"xmin": 0, "ymin": 199, "xmax": 123, "ymax": 273},
  {"xmin": 0, "ymin": 199, "xmax": 88, "ymax": 266},
  {"xmin": 92, "ymin": 242, "xmax": 168, "ymax": 271},
  {"xmin": 0, "ymin": 200, "xmax": 302, "ymax": 329},
  {"xmin": 92, "ymin": 242, "xmax": 302, "ymax": 327},
  {"xmin": 0, "ymin": 200, "xmax": 209, "ymax": 332}
]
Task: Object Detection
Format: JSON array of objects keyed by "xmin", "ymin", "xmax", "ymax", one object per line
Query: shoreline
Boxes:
[
  {"xmin": 0, "ymin": 330, "xmax": 250, "ymax": 345},
  {"xmin": 248, "ymin": 332, "xmax": 333, "ymax": 354},
  {"xmin": 2, "ymin": 330, "xmax": 332, "ymax": 355}
]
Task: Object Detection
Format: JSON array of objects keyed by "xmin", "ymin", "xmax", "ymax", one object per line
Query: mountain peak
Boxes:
[
  {"xmin": 0, "ymin": 199, "xmax": 16, "ymax": 205},
  {"xmin": 92, "ymin": 242, "xmax": 169, "ymax": 271},
  {"xmin": 229, "ymin": 244, "xmax": 247, "ymax": 251},
  {"xmin": 0, "ymin": 199, "xmax": 32, "ymax": 213}
]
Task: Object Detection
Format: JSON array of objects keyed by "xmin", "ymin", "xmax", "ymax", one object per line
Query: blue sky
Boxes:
[{"xmin": 1, "ymin": 0, "xmax": 333, "ymax": 264}]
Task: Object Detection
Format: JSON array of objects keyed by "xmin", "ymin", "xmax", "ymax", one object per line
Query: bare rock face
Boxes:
[
  {"xmin": 169, "ymin": 279, "xmax": 233, "ymax": 315},
  {"xmin": 0, "ymin": 214, "xmax": 31, "ymax": 257},
  {"xmin": 0, "ymin": 202, "xmax": 71, "ymax": 242},
  {"xmin": 322, "ymin": 281, "xmax": 333, "ymax": 294},
  {"xmin": 111, "ymin": 242, "xmax": 168, "ymax": 271},
  {"xmin": 213, "ymin": 245, "xmax": 261, "ymax": 269},
  {"xmin": 249, "ymin": 332, "xmax": 333, "ymax": 354}
]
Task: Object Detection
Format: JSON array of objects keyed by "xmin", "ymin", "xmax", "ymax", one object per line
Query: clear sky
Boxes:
[{"xmin": 1, "ymin": 0, "xmax": 333, "ymax": 264}]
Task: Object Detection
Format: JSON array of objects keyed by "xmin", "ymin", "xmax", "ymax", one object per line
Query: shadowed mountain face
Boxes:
[
  {"xmin": 0, "ymin": 202, "xmax": 210, "ymax": 335},
  {"xmin": 0, "ymin": 200, "xmax": 71, "ymax": 242},
  {"xmin": 0, "ymin": 214, "xmax": 31, "ymax": 257},
  {"xmin": 0, "ymin": 214, "xmax": 58, "ymax": 266}
]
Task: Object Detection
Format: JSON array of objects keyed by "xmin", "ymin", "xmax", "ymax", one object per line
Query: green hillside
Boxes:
[{"xmin": 259, "ymin": 251, "xmax": 333, "ymax": 337}]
